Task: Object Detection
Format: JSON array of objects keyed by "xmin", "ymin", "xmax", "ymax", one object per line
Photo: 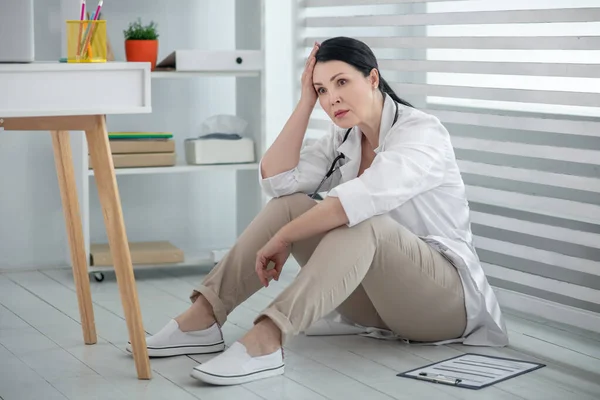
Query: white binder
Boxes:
[{"xmin": 155, "ymin": 50, "xmax": 263, "ymax": 72}]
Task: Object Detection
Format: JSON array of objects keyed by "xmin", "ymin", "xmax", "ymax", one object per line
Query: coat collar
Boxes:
[{"xmin": 335, "ymin": 93, "xmax": 399, "ymax": 159}]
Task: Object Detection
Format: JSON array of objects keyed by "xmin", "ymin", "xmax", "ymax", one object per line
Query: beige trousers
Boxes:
[{"xmin": 191, "ymin": 193, "xmax": 466, "ymax": 345}]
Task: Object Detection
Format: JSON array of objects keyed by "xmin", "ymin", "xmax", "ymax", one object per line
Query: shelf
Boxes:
[
  {"xmin": 88, "ymin": 250, "xmax": 216, "ymax": 273},
  {"xmin": 152, "ymin": 70, "xmax": 260, "ymax": 79},
  {"xmin": 87, "ymin": 162, "xmax": 259, "ymax": 176}
]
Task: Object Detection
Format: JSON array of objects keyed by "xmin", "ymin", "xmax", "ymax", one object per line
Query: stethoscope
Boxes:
[{"xmin": 310, "ymin": 100, "xmax": 400, "ymax": 199}]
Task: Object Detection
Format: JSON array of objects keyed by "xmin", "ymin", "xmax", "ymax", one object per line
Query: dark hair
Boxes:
[{"xmin": 315, "ymin": 36, "xmax": 413, "ymax": 108}]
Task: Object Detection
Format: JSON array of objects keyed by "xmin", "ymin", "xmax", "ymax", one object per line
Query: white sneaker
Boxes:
[
  {"xmin": 190, "ymin": 342, "xmax": 284, "ymax": 385},
  {"xmin": 125, "ymin": 319, "xmax": 225, "ymax": 357}
]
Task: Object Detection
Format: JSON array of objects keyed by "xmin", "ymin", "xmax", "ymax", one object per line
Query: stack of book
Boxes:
[{"xmin": 88, "ymin": 132, "xmax": 176, "ymax": 169}]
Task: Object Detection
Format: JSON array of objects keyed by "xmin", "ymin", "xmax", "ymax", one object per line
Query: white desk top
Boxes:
[{"xmin": 0, "ymin": 61, "xmax": 151, "ymax": 118}]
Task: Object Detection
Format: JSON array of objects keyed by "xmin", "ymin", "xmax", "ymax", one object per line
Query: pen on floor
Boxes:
[{"xmin": 417, "ymin": 372, "xmax": 462, "ymax": 385}]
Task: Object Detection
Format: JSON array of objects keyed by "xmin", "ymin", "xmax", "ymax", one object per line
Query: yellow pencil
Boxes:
[{"xmin": 82, "ymin": 21, "xmax": 96, "ymax": 59}]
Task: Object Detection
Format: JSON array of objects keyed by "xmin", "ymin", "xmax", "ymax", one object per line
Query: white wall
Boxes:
[
  {"xmin": 0, "ymin": 0, "xmax": 247, "ymax": 270},
  {"xmin": 264, "ymin": 0, "xmax": 295, "ymax": 148},
  {"xmin": 0, "ymin": 0, "xmax": 65, "ymax": 270}
]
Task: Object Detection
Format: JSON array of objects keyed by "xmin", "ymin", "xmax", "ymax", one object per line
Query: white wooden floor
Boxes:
[{"xmin": 1, "ymin": 262, "xmax": 599, "ymax": 400}]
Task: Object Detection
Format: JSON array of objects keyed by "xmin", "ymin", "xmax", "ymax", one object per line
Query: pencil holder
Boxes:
[{"xmin": 66, "ymin": 20, "xmax": 107, "ymax": 63}]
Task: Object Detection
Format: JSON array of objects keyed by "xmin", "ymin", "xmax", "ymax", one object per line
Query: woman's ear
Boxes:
[{"xmin": 369, "ymin": 68, "xmax": 380, "ymax": 89}]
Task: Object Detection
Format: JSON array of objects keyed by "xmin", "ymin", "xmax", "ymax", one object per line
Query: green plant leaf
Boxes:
[{"xmin": 123, "ymin": 18, "xmax": 159, "ymax": 40}]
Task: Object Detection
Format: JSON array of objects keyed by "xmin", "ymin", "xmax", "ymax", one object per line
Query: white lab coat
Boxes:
[{"xmin": 259, "ymin": 94, "xmax": 509, "ymax": 347}]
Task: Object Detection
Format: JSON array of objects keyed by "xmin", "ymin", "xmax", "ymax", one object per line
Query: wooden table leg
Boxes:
[
  {"xmin": 85, "ymin": 115, "xmax": 152, "ymax": 380},
  {"xmin": 51, "ymin": 130, "xmax": 97, "ymax": 345}
]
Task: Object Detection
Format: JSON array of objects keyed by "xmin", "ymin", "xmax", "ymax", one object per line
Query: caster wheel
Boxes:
[{"xmin": 93, "ymin": 272, "xmax": 105, "ymax": 282}]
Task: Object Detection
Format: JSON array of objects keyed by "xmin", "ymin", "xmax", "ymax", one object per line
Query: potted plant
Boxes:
[{"xmin": 123, "ymin": 19, "xmax": 159, "ymax": 70}]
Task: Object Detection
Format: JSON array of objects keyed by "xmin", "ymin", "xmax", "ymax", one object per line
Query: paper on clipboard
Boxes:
[{"xmin": 398, "ymin": 353, "xmax": 545, "ymax": 390}]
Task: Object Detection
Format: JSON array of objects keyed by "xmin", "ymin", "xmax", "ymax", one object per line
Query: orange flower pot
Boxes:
[{"xmin": 125, "ymin": 40, "xmax": 158, "ymax": 70}]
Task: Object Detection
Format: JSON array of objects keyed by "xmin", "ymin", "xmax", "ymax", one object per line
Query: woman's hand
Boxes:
[
  {"xmin": 255, "ymin": 234, "xmax": 291, "ymax": 287},
  {"xmin": 300, "ymin": 42, "xmax": 320, "ymax": 107}
]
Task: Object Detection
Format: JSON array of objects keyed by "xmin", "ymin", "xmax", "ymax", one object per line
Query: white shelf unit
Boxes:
[
  {"xmin": 60, "ymin": 0, "xmax": 267, "ymax": 279},
  {"xmin": 86, "ymin": 162, "xmax": 260, "ymax": 177},
  {"xmin": 151, "ymin": 71, "xmax": 261, "ymax": 79}
]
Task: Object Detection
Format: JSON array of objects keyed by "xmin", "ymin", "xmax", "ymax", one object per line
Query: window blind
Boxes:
[{"xmin": 296, "ymin": 0, "xmax": 600, "ymax": 333}]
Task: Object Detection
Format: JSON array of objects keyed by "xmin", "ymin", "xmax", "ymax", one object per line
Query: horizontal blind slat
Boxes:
[
  {"xmin": 457, "ymin": 149, "xmax": 599, "ymax": 178},
  {"xmin": 471, "ymin": 212, "xmax": 600, "ymax": 249},
  {"xmin": 451, "ymin": 136, "xmax": 600, "ymax": 164},
  {"xmin": 465, "ymin": 186, "xmax": 600, "ymax": 225},
  {"xmin": 304, "ymin": 36, "xmax": 600, "ymax": 50},
  {"xmin": 306, "ymin": 8, "xmax": 600, "ymax": 27},
  {"xmin": 306, "ymin": 0, "xmax": 457, "ymax": 6},
  {"xmin": 457, "ymin": 160, "xmax": 600, "ymax": 193},
  {"xmin": 478, "ymin": 249, "xmax": 600, "ymax": 291},
  {"xmin": 463, "ymin": 173, "xmax": 600, "ymax": 206},
  {"xmin": 469, "ymin": 202, "xmax": 600, "ymax": 235},
  {"xmin": 473, "ymin": 224, "xmax": 600, "ymax": 262},
  {"xmin": 389, "ymin": 82, "xmax": 600, "ymax": 108},
  {"xmin": 378, "ymin": 60, "xmax": 600, "ymax": 78},
  {"xmin": 492, "ymin": 287, "xmax": 600, "ymax": 332},
  {"xmin": 475, "ymin": 236, "xmax": 600, "ymax": 277},
  {"xmin": 483, "ymin": 263, "xmax": 600, "ymax": 304},
  {"xmin": 421, "ymin": 109, "xmax": 600, "ymax": 137}
]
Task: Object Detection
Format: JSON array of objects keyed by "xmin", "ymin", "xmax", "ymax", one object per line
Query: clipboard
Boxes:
[{"xmin": 397, "ymin": 353, "xmax": 545, "ymax": 390}]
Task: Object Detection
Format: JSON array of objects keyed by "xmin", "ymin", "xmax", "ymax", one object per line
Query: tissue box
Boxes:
[{"xmin": 185, "ymin": 135, "xmax": 255, "ymax": 165}]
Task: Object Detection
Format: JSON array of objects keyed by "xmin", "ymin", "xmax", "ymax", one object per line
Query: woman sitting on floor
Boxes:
[{"xmin": 126, "ymin": 36, "xmax": 509, "ymax": 386}]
